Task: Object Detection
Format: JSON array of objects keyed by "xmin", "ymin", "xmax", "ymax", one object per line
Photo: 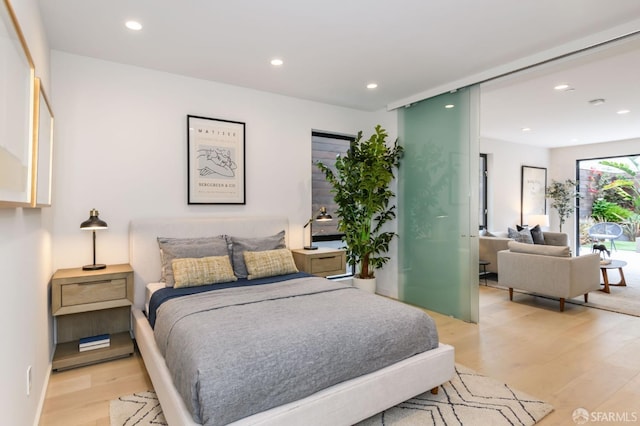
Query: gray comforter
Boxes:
[{"xmin": 153, "ymin": 276, "xmax": 439, "ymax": 426}]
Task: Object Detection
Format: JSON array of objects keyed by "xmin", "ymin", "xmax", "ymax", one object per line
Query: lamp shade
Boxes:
[
  {"xmin": 80, "ymin": 209, "xmax": 108, "ymax": 230},
  {"xmin": 315, "ymin": 206, "xmax": 332, "ymax": 222},
  {"xmin": 527, "ymin": 214, "xmax": 549, "ymax": 228}
]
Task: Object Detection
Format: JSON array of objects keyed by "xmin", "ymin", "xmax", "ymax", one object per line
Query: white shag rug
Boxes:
[{"xmin": 110, "ymin": 365, "xmax": 553, "ymax": 426}]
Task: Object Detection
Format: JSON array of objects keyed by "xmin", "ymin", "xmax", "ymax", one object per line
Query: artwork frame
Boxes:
[
  {"xmin": 521, "ymin": 166, "xmax": 547, "ymax": 226},
  {"xmin": 187, "ymin": 115, "xmax": 246, "ymax": 204},
  {"xmin": 0, "ymin": 0, "xmax": 36, "ymax": 207},
  {"xmin": 32, "ymin": 78, "xmax": 54, "ymax": 207}
]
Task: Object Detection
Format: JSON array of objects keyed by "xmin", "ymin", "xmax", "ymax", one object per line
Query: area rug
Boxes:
[
  {"xmin": 486, "ymin": 274, "xmax": 640, "ymax": 317},
  {"xmin": 568, "ymin": 281, "xmax": 640, "ymax": 317},
  {"xmin": 110, "ymin": 391, "xmax": 166, "ymax": 426},
  {"xmin": 110, "ymin": 365, "xmax": 553, "ymax": 426}
]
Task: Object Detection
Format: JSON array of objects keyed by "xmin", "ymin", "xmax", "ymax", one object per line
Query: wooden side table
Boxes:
[
  {"xmin": 51, "ymin": 263, "xmax": 134, "ymax": 370},
  {"xmin": 599, "ymin": 259, "xmax": 627, "ymax": 293},
  {"xmin": 291, "ymin": 247, "xmax": 347, "ymax": 277}
]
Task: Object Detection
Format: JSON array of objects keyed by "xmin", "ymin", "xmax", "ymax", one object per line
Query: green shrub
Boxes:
[{"xmin": 591, "ymin": 199, "xmax": 633, "ymax": 222}]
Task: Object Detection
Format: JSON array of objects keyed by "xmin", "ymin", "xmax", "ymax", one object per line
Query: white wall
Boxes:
[
  {"xmin": 550, "ymin": 137, "xmax": 640, "ymax": 249},
  {"xmin": 480, "ymin": 138, "xmax": 550, "ymax": 232},
  {"xmin": 50, "ymin": 51, "xmax": 398, "ymax": 292},
  {"xmin": 1, "ymin": 1, "xmax": 52, "ymax": 425}
]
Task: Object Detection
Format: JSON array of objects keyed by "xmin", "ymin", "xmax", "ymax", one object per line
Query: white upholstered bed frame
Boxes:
[{"xmin": 129, "ymin": 216, "xmax": 455, "ymax": 426}]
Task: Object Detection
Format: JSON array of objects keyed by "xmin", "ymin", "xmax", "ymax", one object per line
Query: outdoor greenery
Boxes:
[
  {"xmin": 591, "ymin": 199, "xmax": 633, "ymax": 222},
  {"xmin": 586, "ymin": 156, "xmax": 640, "ymax": 241},
  {"xmin": 316, "ymin": 125, "xmax": 403, "ymax": 279},
  {"xmin": 546, "ymin": 179, "xmax": 582, "ymax": 232}
]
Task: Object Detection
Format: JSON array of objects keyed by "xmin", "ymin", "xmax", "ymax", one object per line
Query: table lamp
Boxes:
[
  {"xmin": 526, "ymin": 214, "xmax": 550, "ymax": 229},
  {"xmin": 303, "ymin": 207, "xmax": 332, "ymax": 250},
  {"xmin": 80, "ymin": 209, "xmax": 108, "ymax": 270}
]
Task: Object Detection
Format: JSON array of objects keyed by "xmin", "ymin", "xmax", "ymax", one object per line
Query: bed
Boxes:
[{"xmin": 129, "ymin": 216, "xmax": 455, "ymax": 426}]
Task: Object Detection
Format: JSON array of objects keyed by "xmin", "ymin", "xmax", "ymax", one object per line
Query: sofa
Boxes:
[
  {"xmin": 479, "ymin": 230, "xmax": 569, "ymax": 274},
  {"xmin": 497, "ymin": 241, "xmax": 601, "ymax": 311}
]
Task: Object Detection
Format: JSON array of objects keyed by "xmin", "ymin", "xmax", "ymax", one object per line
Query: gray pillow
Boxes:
[
  {"xmin": 529, "ymin": 225, "xmax": 545, "ymax": 245},
  {"xmin": 157, "ymin": 236, "xmax": 230, "ymax": 287},
  {"xmin": 230, "ymin": 230, "xmax": 286, "ymax": 278},
  {"xmin": 508, "ymin": 227, "xmax": 533, "ymax": 244}
]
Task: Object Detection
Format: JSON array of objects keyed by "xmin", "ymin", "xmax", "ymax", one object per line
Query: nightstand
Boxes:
[
  {"xmin": 291, "ymin": 247, "xmax": 347, "ymax": 277},
  {"xmin": 51, "ymin": 263, "xmax": 134, "ymax": 370}
]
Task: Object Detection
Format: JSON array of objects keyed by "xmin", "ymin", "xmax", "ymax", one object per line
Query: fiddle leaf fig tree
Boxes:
[{"xmin": 317, "ymin": 125, "xmax": 403, "ymax": 279}]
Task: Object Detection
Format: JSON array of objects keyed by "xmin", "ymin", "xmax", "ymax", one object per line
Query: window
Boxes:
[{"xmin": 311, "ymin": 131, "xmax": 354, "ymax": 242}]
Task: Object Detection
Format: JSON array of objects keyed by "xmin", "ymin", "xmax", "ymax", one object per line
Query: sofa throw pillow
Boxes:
[
  {"xmin": 158, "ymin": 235, "xmax": 230, "ymax": 287},
  {"xmin": 230, "ymin": 230, "xmax": 286, "ymax": 278},
  {"xmin": 529, "ymin": 224, "xmax": 545, "ymax": 245},
  {"xmin": 244, "ymin": 248, "xmax": 298, "ymax": 280},
  {"xmin": 508, "ymin": 240, "xmax": 571, "ymax": 257},
  {"xmin": 508, "ymin": 227, "xmax": 533, "ymax": 244},
  {"xmin": 172, "ymin": 255, "xmax": 237, "ymax": 288}
]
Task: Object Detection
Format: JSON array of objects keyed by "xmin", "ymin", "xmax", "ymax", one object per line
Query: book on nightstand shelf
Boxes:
[{"xmin": 79, "ymin": 333, "xmax": 111, "ymax": 351}]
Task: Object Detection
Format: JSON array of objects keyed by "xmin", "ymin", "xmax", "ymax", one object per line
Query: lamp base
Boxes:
[
  {"xmin": 303, "ymin": 245, "xmax": 318, "ymax": 250},
  {"xmin": 82, "ymin": 263, "xmax": 107, "ymax": 271}
]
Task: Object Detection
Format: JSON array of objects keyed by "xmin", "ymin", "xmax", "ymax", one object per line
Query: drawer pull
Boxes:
[
  {"xmin": 78, "ymin": 280, "xmax": 111, "ymax": 285},
  {"xmin": 318, "ymin": 256, "xmax": 336, "ymax": 260}
]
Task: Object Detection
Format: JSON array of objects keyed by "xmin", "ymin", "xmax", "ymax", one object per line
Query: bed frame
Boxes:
[{"xmin": 129, "ymin": 216, "xmax": 455, "ymax": 426}]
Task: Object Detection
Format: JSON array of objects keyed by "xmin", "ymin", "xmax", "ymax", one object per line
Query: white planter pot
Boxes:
[
  {"xmin": 636, "ymin": 238, "xmax": 640, "ymax": 253},
  {"xmin": 353, "ymin": 276, "xmax": 376, "ymax": 294}
]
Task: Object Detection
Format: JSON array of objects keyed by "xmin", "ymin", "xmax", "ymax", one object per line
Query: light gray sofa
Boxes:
[
  {"xmin": 497, "ymin": 241, "xmax": 601, "ymax": 311},
  {"xmin": 479, "ymin": 231, "xmax": 568, "ymax": 274}
]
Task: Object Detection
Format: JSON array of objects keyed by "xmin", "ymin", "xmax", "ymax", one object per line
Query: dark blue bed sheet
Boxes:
[{"xmin": 147, "ymin": 272, "xmax": 312, "ymax": 328}]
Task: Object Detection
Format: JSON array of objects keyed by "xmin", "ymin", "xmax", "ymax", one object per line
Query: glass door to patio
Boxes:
[{"xmin": 577, "ymin": 154, "xmax": 640, "ymax": 256}]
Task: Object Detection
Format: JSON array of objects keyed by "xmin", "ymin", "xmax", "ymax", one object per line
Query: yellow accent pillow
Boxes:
[
  {"xmin": 243, "ymin": 248, "xmax": 298, "ymax": 280},
  {"xmin": 171, "ymin": 255, "xmax": 237, "ymax": 288}
]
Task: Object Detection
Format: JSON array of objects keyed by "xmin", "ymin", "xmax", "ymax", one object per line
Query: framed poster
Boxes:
[
  {"xmin": 187, "ymin": 115, "xmax": 245, "ymax": 204},
  {"xmin": 32, "ymin": 78, "xmax": 54, "ymax": 207},
  {"xmin": 521, "ymin": 166, "xmax": 547, "ymax": 225},
  {"xmin": 0, "ymin": 0, "xmax": 35, "ymax": 207}
]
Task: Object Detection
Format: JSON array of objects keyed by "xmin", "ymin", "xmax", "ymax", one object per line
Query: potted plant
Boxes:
[
  {"xmin": 546, "ymin": 179, "xmax": 582, "ymax": 232},
  {"xmin": 317, "ymin": 125, "xmax": 403, "ymax": 293}
]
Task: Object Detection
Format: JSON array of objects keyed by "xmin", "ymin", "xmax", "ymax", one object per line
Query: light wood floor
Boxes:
[{"xmin": 39, "ymin": 285, "xmax": 640, "ymax": 426}]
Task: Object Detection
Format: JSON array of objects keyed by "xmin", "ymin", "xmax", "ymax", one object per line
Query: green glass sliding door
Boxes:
[{"xmin": 398, "ymin": 86, "xmax": 479, "ymax": 322}]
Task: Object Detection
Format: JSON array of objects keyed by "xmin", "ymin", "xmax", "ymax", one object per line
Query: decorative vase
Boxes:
[{"xmin": 353, "ymin": 276, "xmax": 376, "ymax": 294}]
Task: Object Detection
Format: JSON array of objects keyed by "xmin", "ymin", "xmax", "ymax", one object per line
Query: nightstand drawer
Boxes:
[
  {"xmin": 311, "ymin": 255, "xmax": 343, "ymax": 274},
  {"xmin": 61, "ymin": 279, "xmax": 127, "ymax": 306},
  {"xmin": 291, "ymin": 248, "xmax": 347, "ymax": 277}
]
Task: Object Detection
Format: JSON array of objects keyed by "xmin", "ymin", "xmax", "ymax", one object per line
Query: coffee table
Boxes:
[{"xmin": 599, "ymin": 259, "xmax": 627, "ymax": 293}]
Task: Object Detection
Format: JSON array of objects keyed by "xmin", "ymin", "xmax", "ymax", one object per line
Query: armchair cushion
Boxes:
[{"xmin": 507, "ymin": 240, "xmax": 570, "ymax": 257}]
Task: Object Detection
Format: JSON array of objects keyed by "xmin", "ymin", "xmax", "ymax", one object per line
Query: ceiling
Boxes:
[
  {"xmin": 481, "ymin": 35, "xmax": 640, "ymax": 148},
  {"xmin": 38, "ymin": 1, "xmax": 640, "ymax": 147}
]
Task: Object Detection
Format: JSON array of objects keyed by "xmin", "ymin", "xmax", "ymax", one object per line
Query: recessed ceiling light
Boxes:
[
  {"xmin": 270, "ymin": 58, "xmax": 283, "ymax": 66},
  {"xmin": 617, "ymin": 109, "xmax": 631, "ymax": 114},
  {"xmin": 125, "ymin": 20, "xmax": 142, "ymax": 31},
  {"xmin": 366, "ymin": 83, "xmax": 378, "ymax": 89},
  {"xmin": 521, "ymin": 127, "xmax": 532, "ymax": 132},
  {"xmin": 588, "ymin": 98, "xmax": 606, "ymax": 106},
  {"xmin": 444, "ymin": 104, "xmax": 455, "ymax": 109},
  {"xmin": 554, "ymin": 84, "xmax": 570, "ymax": 91}
]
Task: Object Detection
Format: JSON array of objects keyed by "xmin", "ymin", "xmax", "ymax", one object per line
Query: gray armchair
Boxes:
[{"xmin": 497, "ymin": 241, "xmax": 600, "ymax": 311}]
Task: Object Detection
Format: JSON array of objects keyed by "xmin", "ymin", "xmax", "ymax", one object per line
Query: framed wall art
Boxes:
[
  {"xmin": 187, "ymin": 115, "xmax": 246, "ymax": 204},
  {"xmin": 32, "ymin": 78, "xmax": 54, "ymax": 207},
  {"xmin": 0, "ymin": 0, "xmax": 36, "ymax": 207},
  {"xmin": 521, "ymin": 165, "xmax": 547, "ymax": 225}
]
